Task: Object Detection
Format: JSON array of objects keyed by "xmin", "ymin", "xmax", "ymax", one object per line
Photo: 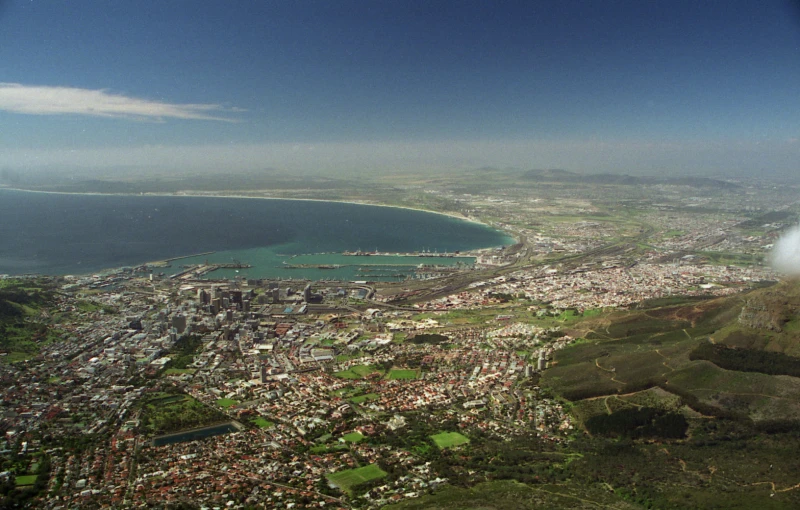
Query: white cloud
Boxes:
[
  {"xmin": 0, "ymin": 83, "xmax": 241, "ymax": 121},
  {"xmin": 769, "ymin": 225, "xmax": 800, "ymax": 276}
]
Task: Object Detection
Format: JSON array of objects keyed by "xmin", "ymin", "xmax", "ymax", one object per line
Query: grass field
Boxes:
[
  {"xmin": 164, "ymin": 368, "xmax": 196, "ymax": 375},
  {"xmin": 581, "ymin": 308, "xmax": 605, "ymax": 318},
  {"xmin": 334, "ymin": 364, "xmax": 380, "ymax": 379},
  {"xmin": 342, "ymin": 431, "xmax": 365, "ymax": 443},
  {"xmin": 252, "ymin": 417, "xmax": 274, "ymax": 428},
  {"xmin": 336, "ymin": 350, "xmax": 366, "ymax": 362},
  {"xmin": 76, "ymin": 300, "xmax": 102, "ymax": 313},
  {"xmin": 216, "ymin": 398, "xmax": 238, "ymax": 408},
  {"xmin": 2, "ymin": 352, "xmax": 33, "ymax": 363},
  {"xmin": 15, "ymin": 475, "xmax": 37, "ymax": 486},
  {"xmin": 431, "ymin": 431, "xmax": 470, "ymax": 449},
  {"xmin": 350, "ymin": 393, "xmax": 379, "ymax": 404},
  {"xmin": 388, "ymin": 369, "xmax": 417, "ymax": 380},
  {"xmin": 311, "ymin": 443, "xmax": 349, "ymax": 454},
  {"xmin": 327, "ymin": 464, "xmax": 387, "ymax": 491}
]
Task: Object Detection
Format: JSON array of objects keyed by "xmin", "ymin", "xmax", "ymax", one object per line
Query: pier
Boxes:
[
  {"xmin": 281, "ymin": 263, "xmax": 401, "ymax": 269},
  {"xmin": 164, "ymin": 251, "xmax": 216, "ymax": 262},
  {"xmin": 281, "ymin": 263, "xmax": 453, "ymax": 269},
  {"xmin": 170, "ymin": 262, "xmax": 252, "ymax": 279},
  {"xmin": 281, "ymin": 264, "xmax": 342, "ymax": 269},
  {"xmin": 342, "ymin": 250, "xmax": 461, "ymax": 257}
]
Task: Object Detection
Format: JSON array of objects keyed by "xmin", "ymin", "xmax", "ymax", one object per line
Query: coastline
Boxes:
[
  {"xmin": 0, "ymin": 186, "xmax": 517, "ymax": 277},
  {"xmin": 0, "ymin": 186, "xmax": 496, "ymax": 230}
]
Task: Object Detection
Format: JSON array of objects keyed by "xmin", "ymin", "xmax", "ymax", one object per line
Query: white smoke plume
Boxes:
[{"xmin": 769, "ymin": 224, "xmax": 800, "ymax": 275}]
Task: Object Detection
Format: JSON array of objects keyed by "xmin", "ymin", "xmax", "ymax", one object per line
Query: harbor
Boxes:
[
  {"xmin": 169, "ymin": 262, "xmax": 253, "ymax": 280},
  {"xmin": 161, "ymin": 246, "xmax": 485, "ymax": 283},
  {"xmin": 342, "ymin": 249, "xmax": 463, "ymax": 257}
]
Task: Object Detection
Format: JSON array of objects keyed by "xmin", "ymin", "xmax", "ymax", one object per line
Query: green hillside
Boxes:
[
  {"xmin": 388, "ymin": 283, "xmax": 800, "ymax": 510},
  {"xmin": 0, "ymin": 279, "xmax": 58, "ymax": 362},
  {"xmin": 544, "ymin": 281, "xmax": 800, "ymax": 426}
]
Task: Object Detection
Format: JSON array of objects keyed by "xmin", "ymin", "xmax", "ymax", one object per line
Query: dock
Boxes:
[
  {"xmin": 165, "ymin": 251, "xmax": 216, "ymax": 262},
  {"xmin": 281, "ymin": 263, "xmax": 435, "ymax": 269},
  {"xmin": 149, "ymin": 251, "xmax": 217, "ymax": 267},
  {"xmin": 342, "ymin": 250, "xmax": 461, "ymax": 257},
  {"xmin": 170, "ymin": 262, "xmax": 251, "ymax": 279}
]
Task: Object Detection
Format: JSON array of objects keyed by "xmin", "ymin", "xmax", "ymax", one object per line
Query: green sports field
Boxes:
[
  {"xmin": 388, "ymin": 369, "xmax": 418, "ymax": 380},
  {"xmin": 327, "ymin": 464, "xmax": 387, "ymax": 491},
  {"xmin": 342, "ymin": 431, "xmax": 365, "ymax": 443},
  {"xmin": 350, "ymin": 393, "xmax": 380, "ymax": 404},
  {"xmin": 15, "ymin": 475, "xmax": 37, "ymax": 486},
  {"xmin": 334, "ymin": 364, "xmax": 380, "ymax": 379},
  {"xmin": 163, "ymin": 368, "xmax": 196, "ymax": 375},
  {"xmin": 216, "ymin": 398, "xmax": 238, "ymax": 408},
  {"xmin": 252, "ymin": 417, "xmax": 274, "ymax": 428},
  {"xmin": 431, "ymin": 431, "xmax": 470, "ymax": 449}
]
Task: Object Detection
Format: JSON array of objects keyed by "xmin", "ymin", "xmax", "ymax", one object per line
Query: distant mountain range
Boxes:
[{"xmin": 521, "ymin": 169, "xmax": 741, "ymax": 189}]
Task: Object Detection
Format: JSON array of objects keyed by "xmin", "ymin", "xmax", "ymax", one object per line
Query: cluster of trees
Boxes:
[
  {"xmin": 487, "ymin": 292, "xmax": 516, "ymax": 302},
  {"xmin": 370, "ymin": 359, "xmax": 395, "ymax": 372},
  {"xmin": 559, "ymin": 378, "xmax": 661, "ymax": 402},
  {"xmin": 0, "ymin": 287, "xmax": 46, "ymax": 321},
  {"xmin": 557, "ymin": 376, "xmax": 756, "ymax": 424},
  {"xmin": 373, "ymin": 412, "xmax": 440, "ymax": 453},
  {"xmin": 663, "ymin": 383, "xmax": 748, "ymax": 422},
  {"xmin": 0, "ymin": 455, "xmax": 51, "ymax": 508},
  {"xmin": 690, "ymin": 341, "xmax": 800, "ymax": 378},
  {"xmin": 390, "ymin": 354, "xmax": 422, "ymax": 369},
  {"xmin": 408, "ymin": 333, "xmax": 449, "ymax": 345},
  {"xmin": 143, "ymin": 399, "xmax": 228, "ymax": 435},
  {"xmin": 604, "ymin": 316, "xmax": 690, "ymax": 339},
  {"xmin": 173, "ymin": 334, "xmax": 204, "ymax": 353},
  {"xmin": 585, "ymin": 407, "xmax": 688, "ymax": 439},
  {"xmin": 376, "ymin": 416, "xmax": 564, "ymax": 487},
  {"xmin": 163, "ymin": 334, "xmax": 205, "ymax": 370},
  {"xmin": 459, "ymin": 435, "xmax": 556, "ymax": 486}
]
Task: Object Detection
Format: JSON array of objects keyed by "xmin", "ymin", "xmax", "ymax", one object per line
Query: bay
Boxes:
[{"xmin": 0, "ymin": 189, "xmax": 513, "ymax": 278}]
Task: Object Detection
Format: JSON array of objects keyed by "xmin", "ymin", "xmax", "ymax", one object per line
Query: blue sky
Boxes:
[{"xmin": 1, "ymin": 0, "xmax": 799, "ymax": 177}]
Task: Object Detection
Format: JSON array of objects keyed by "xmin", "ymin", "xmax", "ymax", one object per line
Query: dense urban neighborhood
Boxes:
[{"xmin": 2, "ymin": 174, "xmax": 800, "ymax": 509}]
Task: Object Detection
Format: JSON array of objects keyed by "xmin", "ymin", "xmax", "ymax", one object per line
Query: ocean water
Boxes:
[{"xmin": 0, "ymin": 189, "xmax": 513, "ymax": 277}]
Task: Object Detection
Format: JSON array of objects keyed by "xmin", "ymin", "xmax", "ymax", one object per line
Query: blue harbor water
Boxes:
[
  {"xmin": 0, "ymin": 189, "xmax": 513, "ymax": 279},
  {"xmin": 172, "ymin": 249, "xmax": 482, "ymax": 282}
]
